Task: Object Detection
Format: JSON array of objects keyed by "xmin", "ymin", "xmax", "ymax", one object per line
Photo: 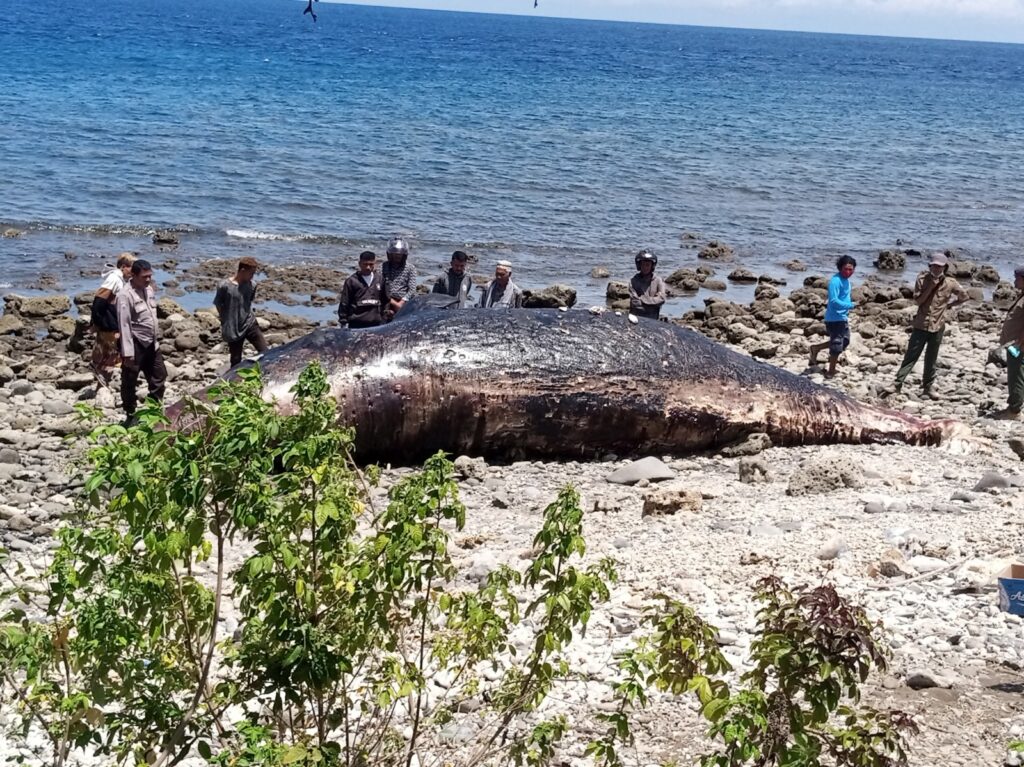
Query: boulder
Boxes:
[
  {"xmin": 787, "ymin": 454, "xmax": 864, "ymax": 496},
  {"xmin": 976, "ymin": 265, "xmax": 1001, "ymax": 283},
  {"xmin": 605, "ymin": 456, "xmax": 676, "ymax": 485},
  {"xmin": 522, "ymin": 284, "xmax": 577, "ymax": 309},
  {"xmin": 604, "ymin": 283, "xmax": 629, "ymax": 310},
  {"xmin": 698, "ymin": 241, "xmax": 733, "ymax": 261},
  {"xmin": 722, "ymin": 433, "xmax": 772, "ymax": 457},
  {"xmin": 738, "ymin": 456, "xmax": 771, "ymax": 483},
  {"xmin": 664, "ymin": 268, "xmax": 705, "ymax": 291},
  {"xmin": 25, "ymin": 365, "xmax": 60, "ymax": 382},
  {"xmin": 5, "ymin": 294, "xmax": 71, "ymax": 318},
  {"xmin": 47, "ymin": 316, "xmax": 76, "ymax": 341},
  {"xmin": 153, "ymin": 230, "xmax": 180, "ymax": 245},
  {"xmin": 590, "ymin": 267, "xmax": 610, "ymax": 279},
  {"xmin": 55, "ymin": 373, "xmax": 95, "ymax": 391},
  {"xmin": 641, "ymin": 485, "xmax": 702, "ymax": 516},
  {"xmin": 874, "ymin": 250, "xmax": 906, "ymax": 271},
  {"xmin": 783, "ymin": 259, "xmax": 807, "ymax": 272},
  {"xmin": 0, "ymin": 315, "xmax": 25, "ymax": 336},
  {"xmin": 173, "ymin": 332, "xmax": 203, "ymax": 352},
  {"xmin": 157, "ymin": 297, "xmax": 188, "ymax": 319},
  {"xmin": 1, "ymin": 228, "xmax": 23, "ymax": 238},
  {"xmin": 727, "ymin": 268, "xmax": 758, "ymax": 284},
  {"xmin": 993, "ymin": 281, "xmax": 1017, "ymax": 304}
]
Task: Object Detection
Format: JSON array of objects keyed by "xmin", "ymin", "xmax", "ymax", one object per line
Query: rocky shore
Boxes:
[{"xmin": 1, "ymin": 249, "xmax": 1023, "ymax": 766}]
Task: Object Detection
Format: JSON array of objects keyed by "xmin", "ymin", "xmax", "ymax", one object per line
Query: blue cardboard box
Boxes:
[{"xmin": 998, "ymin": 564, "xmax": 1024, "ymax": 616}]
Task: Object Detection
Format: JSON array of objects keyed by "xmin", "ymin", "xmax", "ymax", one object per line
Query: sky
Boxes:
[{"xmin": 325, "ymin": 0, "xmax": 1024, "ymax": 43}]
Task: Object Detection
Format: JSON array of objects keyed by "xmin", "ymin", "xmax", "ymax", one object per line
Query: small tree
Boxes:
[
  {"xmin": 590, "ymin": 577, "xmax": 918, "ymax": 767},
  {"xmin": 0, "ymin": 363, "xmax": 617, "ymax": 767}
]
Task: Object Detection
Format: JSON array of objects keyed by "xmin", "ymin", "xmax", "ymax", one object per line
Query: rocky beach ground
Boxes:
[{"xmin": 1, "ymin": 245, "xmax": 1023, "ymax": 766}]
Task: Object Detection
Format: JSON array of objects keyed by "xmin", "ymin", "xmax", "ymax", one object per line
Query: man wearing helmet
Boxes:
[
  {"xmin": 381, "ymin": 237, "xmax": 417, "ymax": 321},
  {"xmin": 629, "ymin": 250, "xmax": 667, "ymax": 320}
]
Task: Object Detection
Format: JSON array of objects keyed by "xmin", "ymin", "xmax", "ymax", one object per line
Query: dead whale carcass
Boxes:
[{"xmin": 168, "ymin": 305, "xmax": 963, "ymax": 463}]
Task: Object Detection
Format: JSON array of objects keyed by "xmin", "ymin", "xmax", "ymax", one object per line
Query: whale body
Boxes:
[{"xmin": 168, "ymin": 304, "xmax": 960, "ymax": 463}]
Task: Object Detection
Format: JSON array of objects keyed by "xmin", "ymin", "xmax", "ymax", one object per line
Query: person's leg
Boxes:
[
  {"xmin": 246, "ymin": 324, "xmax": 269, "ymax": 354},
  {"xmin": 120, "ymin": 356, "xmax": 141, "ymax": 417},
  {"xmin": 921, "ymin": 328, "xmax": 944, "ymax": 393},
  {"xmin": 1009, "ymin": 351, "xmax": 1024, "ymax": 413},
  {"xmin": 142, "ymin": 346, "xmax": 167, "ymax": 404},
  {"xmin": 228, "ymin": 339, "xmax": 243, "ymax": 367},
  {"xmin": 894, "ymin": 329, "xmax": 928, "ymax": 389},
  {"xmin": 808, "ymin": 340, "xmax": 829, "ymax": 365},
  {"xmin": 825, "ymin": 322, "xmax": 848, "ymax": 377}
]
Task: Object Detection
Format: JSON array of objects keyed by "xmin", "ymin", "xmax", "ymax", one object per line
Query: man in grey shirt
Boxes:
[
  {"xmin": 116, "ymin": 259, "xmax": 166, "ymax": 426},
  {"xmin": 214, "ymin": 256, "xmax": 268, "ymax": 367}
]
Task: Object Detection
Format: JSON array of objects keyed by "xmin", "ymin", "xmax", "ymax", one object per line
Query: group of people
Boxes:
[
  {"xmin": 335, "ymin": 238, "xmax": 528, "ymax": 328},
  {"xmin": 87, "ymin": 238, "xmax": 1024, "ymax": 424},
  {"xmin": 87, "ymin": 240, "xmax": 668, "ymax": 425},
  {"xmin": 811, "ymin": 252, "xmax": 1024, "ymax": 420}
]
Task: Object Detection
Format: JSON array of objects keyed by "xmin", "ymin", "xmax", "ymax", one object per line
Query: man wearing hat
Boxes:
[
  {"xmin": 479, "ymin": 260, "xmax": 523, "ymax": 309},
  {"xmin": 213, "ymin": 256, "xmax": 268, "ymax": 367},
  {"xmin": 888, "ymin": 252, "xmax": 969, "ymax": 398},
  {"xmin": 996, "ymin": 265, "xmax": 1024, "ymax": 419}
]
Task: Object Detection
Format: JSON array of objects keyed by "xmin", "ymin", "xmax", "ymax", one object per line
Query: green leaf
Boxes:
[{"xmin": 282, "ymin": 745, "xmax": 307, "ymax": 764}]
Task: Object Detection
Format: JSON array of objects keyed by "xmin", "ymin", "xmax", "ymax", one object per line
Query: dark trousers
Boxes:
[
  {"xmin": 895, "ymin": 327, "xmax": 944, "ymax": 391},
  {"xmin": 228, "ymin": 325, "xmax": 269, "ymax": 367},
  {"xmin": 1009, "ymin": 350, "xmax": 1024, "ymax": 412},
  {"xmin": 121, "ymin": 342, "xmax": 167, "ymax": 416}
]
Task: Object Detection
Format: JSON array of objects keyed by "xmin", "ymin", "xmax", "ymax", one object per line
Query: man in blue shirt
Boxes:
[{"xmin": 808, "ymin": 255, "xmax": 857, "ymax": 378}]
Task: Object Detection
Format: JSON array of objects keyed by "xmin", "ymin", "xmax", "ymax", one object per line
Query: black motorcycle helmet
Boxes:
[
  {"xmin": 635, "ymin": 249, "xmax": 658, "ymax": 270},
  {"xmin": 386, "ymin": 237, "xmax": 410, "ymax": 264}
]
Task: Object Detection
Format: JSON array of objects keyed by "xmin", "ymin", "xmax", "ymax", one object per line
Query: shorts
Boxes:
[{"xmin": 825, "ymin": 321, "xmax": 850, "ymax": 357}]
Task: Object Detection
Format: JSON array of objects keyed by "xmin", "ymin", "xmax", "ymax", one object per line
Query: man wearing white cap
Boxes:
[
  {"xmin": 479, "ymin": 260, "xmax": 524, "ymax": 309},
  {"xmin": 888, "ymin": 251, "xmax": 969, "ymax": 398}
]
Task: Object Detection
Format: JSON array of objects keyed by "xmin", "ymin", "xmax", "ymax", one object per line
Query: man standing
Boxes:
[
  {"xmin": 808, "ymin": 255, "xmax": 857, "ymax": 378},
  {"xmin": 116, "ymin": 259, "xmax": 166, "ymax": 427},
  {"xmin": 888, "ymin": 252, "xmax": 969, "ymax": 398},
  {"xmin": 628, "ymin": 250, "xmax": 667, "ymax": 320},
  {"xmin": 432, "ymin": 250, "xmax": 474, "ymax": 307},
  {"xmin": 89, "ymin": 252, "xmax": 135, "ymax": 386},
  {"xmin": 338, "ymin": 251, "xmax": 386, "ymax": 329},
  {"xmin": 381, "ymin": 237, "xmax": 417, "ymax": 321},
  {"xmin": 213, "ymin": 256, "xmax": 268, "ymax": 367},
  {"xmin": 479, "ymin": 260, "xmax": 523, "ymax": 309},
  {"xmin": 996, "ymin": 265, "xmax": 1024, "ymax": 420}
]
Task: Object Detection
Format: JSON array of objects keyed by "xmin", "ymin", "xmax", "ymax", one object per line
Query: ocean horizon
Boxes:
[{"xmin": 3, "ymin": 0, "xmax": 1024, "ymax": 311}]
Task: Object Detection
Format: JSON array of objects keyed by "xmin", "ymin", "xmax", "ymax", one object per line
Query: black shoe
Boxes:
[{"xmin": 122, "ymin": 414, "xmax": 139, "ymax": 428}]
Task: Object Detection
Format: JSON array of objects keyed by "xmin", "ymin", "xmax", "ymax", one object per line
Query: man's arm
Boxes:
[
  {"xmin": 213, "ymin": 284, "xmax": 228, "ymax": 319},
  {"xmin": 949, "ymin": 280, "xmax": 970, "ymax": 308},
  {"xmin": 641, "ymin": 277, "xmax": 667, "ymax": 306},
  {"xmin": 116, "ymin": 291, "xmax": 135, "ymax": 359},
  {"xmin": 337, "ymin": 279, "xmax": 352, "ymax": 325},
  {"xmin": 913, "ymin": 274, "xmax": 937, "ymax": 306}
]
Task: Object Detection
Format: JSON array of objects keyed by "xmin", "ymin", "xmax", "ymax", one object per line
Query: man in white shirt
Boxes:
[{"xmin": 89, "ymin": 252, "xmax": 135, "ymax": 386}]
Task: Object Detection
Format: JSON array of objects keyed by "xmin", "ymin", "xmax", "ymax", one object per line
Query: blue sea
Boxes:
[{"xmin": 3, "ymin": 0, "xmax": 1024, "ymax": 312}]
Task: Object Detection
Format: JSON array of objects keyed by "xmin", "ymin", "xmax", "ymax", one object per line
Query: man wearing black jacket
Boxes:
[
  {"xmin": 338, "ymin": 251, "xmax": 386, "ymax": 329},
  {"xmin": 431, "ymin": 250, "xmax": 475, "ymax": 307}
]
